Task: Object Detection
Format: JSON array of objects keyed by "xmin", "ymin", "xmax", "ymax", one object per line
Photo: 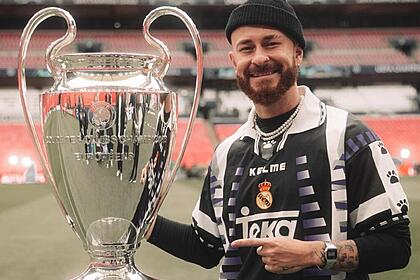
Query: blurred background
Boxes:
[{"xmin": 0, "ymin": 0, "xmax": 419, "ymax": 279}]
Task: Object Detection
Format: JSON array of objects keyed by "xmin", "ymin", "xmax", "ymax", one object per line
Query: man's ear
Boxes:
[
  {"xmin": 228, "ymin": 51, "xmax": 237, "ymax": 68},
  {"xmin": 295, "ymin": 47, "xmax": 303, "ymax": 66}
]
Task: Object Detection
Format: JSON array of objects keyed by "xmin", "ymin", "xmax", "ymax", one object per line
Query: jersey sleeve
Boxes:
[
  {"xmin": 345, "ymin": 115, "xmax": 410, "ymax": 236},
  {"xmin": 191, "ymin": 167, "xmax": 224, "ymax": 251}
]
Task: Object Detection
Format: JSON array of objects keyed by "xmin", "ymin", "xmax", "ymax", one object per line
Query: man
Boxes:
[{"xmin": 146, "ymin": 0, "xmax": 411, "ymax": 279}]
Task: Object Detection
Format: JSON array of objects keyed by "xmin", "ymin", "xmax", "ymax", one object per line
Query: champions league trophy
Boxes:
[{"xmin": 18, "ymin": 6, "xmax": 202, "ymax": 280}]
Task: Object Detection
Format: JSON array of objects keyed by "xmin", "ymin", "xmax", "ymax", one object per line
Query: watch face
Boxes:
[{"xmin": 327, "ymin": 248, "xmax": 337, "ymax": 259}]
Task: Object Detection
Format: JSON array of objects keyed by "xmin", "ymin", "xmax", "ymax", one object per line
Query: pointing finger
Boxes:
[{"xmin": 231, "ymin": 238, "xmax": 268, "ymax": 248}]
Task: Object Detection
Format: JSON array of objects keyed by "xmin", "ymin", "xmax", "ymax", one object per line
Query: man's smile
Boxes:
[
  {"xmin": 249, "ymin": 70, "xmax": 279, "ymax": 78},
  {"xmin": 247, "ymin": 63, "xmax": 283, "ymax": 79}
]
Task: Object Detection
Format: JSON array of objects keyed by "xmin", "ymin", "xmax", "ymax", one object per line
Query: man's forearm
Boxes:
[
  {"xmin": 315, "ymin": 223, "xmax": 410, "ymax": 274},
  {"xmin": 147, "ymin": 215, "xmax": 223, "ymax": 268},
  {"xmin": 332, "ymin": 240, "xmax": 359, "ymax": 272},
  {"xmin": 312, "ymin": 240, "xmax": 359, "ymax": 272},
  {"xmin": 353, "ymin": 224, "xmax": 411, "ymax": 273}
]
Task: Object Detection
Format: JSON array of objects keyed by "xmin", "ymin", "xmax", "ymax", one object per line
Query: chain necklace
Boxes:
[{"xmin": 254, "ymin": 95, "xmax": 304, "ymax": 142}]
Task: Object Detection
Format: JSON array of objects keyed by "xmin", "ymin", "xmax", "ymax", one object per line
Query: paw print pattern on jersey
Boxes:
[
  {"xmin": 386, "ymin": 170, "xmax": 399, "ymax": 184},
  {"xmin": 397, "ymin": 199, "xmax": 409, "ymax": 214},
  {"xmin": 378, "ymin": 142, "xmax": 388, "ymax": 154}
]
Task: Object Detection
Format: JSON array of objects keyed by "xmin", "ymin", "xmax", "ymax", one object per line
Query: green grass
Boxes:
[
  {"xmin": 0, "ymin": 177, "xmax": 418, "ymax": 279},
  {"xmin": 0, "ymin": 183, "xmax": 50, "ymax": 213},
  {"xmin": 371, "ymin": 176, "xmax": 419, "ymax": 280}
]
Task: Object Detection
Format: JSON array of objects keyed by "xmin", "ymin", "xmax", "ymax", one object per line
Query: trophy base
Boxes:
[
  {"xmin": 72, "ymin": 263, "xmax": 157, "ymax": 280},
  {"xmin": 75, "ymin": 217, "xmax": 156, "ymax": 279}
]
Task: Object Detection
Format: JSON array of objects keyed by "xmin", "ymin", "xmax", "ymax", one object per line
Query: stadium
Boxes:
[{"xmin": 0, "ymin": 0, "xmax": 419, "ymax": 279}]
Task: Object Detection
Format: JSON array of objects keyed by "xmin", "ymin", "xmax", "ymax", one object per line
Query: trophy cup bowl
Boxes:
[{"xmin": 17, "ymin": 6, "xmax": 203, "ymax": 280}]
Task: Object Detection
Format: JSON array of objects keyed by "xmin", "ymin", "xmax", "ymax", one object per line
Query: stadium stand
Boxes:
[
  {"xmin": 0, "ymin": 123, "xmax": 43, "ymax": 183},
  {"xmin": 172, "ymin": 118, "xmax": 214, "ymax": 169},
  {"xmin": 1, "ymin": 1, "xmax": 419, "ymax": 181},
  {"xmin": 363, "ymin": 116, "xmax": 420, "ymax": 163},
  {"xmin": 214, "ymin": 123, "xmax": 242, "ymax": 141},
  {"xmin": 1, "ymin": 28, "xmax": 420, "ymax": 70},
  {"xmin": 314, "ymin": 85, "xmax": 417, "ymax": 114},
  {"xmin": 364, "ymin": 116, "xmax": 420, "ymax": 176},
  {"xmin": 306, "ymin": 48, "xmax": 412, "ymax": 66}
]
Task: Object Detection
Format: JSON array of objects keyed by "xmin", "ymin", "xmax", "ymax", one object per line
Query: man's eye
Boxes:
[
  {"xmin": 266, "ymin": 42, "xmax": 280, "ymax": 48},
  {"xmin": 239, "ymin": 46, "xmax": 253, "ymax": 52}
]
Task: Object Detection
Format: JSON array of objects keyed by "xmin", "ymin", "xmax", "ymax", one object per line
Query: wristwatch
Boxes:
[{"xmin": 321, "ymin": 241, "xmax": 337, "ymax": 270}]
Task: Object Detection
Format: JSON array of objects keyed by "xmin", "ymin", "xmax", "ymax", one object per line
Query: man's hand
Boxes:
[{"xmin": 231, "ymin": 237, "xmax": 325, "ymax": 274}]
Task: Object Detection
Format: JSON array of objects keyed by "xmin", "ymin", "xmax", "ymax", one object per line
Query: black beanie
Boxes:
[{"xmin": 225, "ymin": 0, "xmax": 306, "ymax": 49}]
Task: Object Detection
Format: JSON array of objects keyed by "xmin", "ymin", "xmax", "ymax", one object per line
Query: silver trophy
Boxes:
[{"xmin": 17, "ymin": 7, "xmax": 202, "ymax": 280}]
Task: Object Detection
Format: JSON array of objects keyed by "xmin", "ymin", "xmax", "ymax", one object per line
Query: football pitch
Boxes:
[{"xmin": 0, "ymin": 176, "xmax": 418, "ymax": 279}]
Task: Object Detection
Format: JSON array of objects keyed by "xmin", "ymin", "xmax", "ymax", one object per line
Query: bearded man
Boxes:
[{"xmin": 144, "ymin": 0, "xmax": 411, "ymax": 279}]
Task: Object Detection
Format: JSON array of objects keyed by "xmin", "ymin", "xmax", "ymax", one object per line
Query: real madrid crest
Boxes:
[{"xmin": 256, "ymin": 180, "xmax": 273, "ymax": 210}]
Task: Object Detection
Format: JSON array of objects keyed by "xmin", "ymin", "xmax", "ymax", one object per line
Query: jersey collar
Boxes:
[{"xmin": 246, "ymin": 85, "xmax": 326, "ymax": 136}]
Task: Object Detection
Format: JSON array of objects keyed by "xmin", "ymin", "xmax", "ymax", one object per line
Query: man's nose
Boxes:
[{"xmin": 251, "ymin": 47, "xmax": 269, "ymax": 65}]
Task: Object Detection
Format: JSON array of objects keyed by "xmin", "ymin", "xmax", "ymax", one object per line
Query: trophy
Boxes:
[{"xmin": 17, "ymin": 6, "xmax": 203, "ymax": 280}]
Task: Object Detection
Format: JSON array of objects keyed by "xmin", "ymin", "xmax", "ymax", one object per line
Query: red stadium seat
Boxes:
[
  {"xmin": 362, "ymin": 116, "xmax": 420, "ymax": 165},
  {"xmin": 3, "ymin": 28, "xmax": 420, "ymax": 69},
  {"xmin": 0, "ymin": 124, "xmax": 43, "ymax": 183},
  {"xmin": 173, "ymin": 118, "xmax": 214, "ymax": 169},
  {"xmin": 214, "ymin": 123, "xmax": 241, "ymax": 142}
]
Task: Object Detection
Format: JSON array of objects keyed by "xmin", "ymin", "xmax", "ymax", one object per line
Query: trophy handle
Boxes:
[
  {"xmin": 143, "ymin": 7, "xmax": 203, "ymax": 206},
  {"xmin": 17, "ymin": 7, "xmax": 77, "ymax": 225},
  {"xmin": 143, "ymin": 7, "xmax": 171, "ymax": 77}
]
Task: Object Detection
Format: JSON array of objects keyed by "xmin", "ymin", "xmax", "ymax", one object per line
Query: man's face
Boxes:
[{"xmin": 229, "ymin": 26, "xmax": 303, "ymax": 106}]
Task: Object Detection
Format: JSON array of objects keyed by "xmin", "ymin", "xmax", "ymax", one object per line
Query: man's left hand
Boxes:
[{"xmin": 231, "ymin": 237, "xmax": 324, "ymax": 274}]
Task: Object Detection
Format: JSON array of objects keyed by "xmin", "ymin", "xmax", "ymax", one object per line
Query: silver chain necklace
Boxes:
[{"xmin": 254, "ymin": 95, "xmax": 304, "ymax": 142}]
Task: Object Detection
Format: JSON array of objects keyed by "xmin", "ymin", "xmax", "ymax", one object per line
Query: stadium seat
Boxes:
[
  {"xmin": 362, "ymin": 116, "xmax": 420, "ymax": 165},
  {"xmin": 214, "ymin": 123, "xmax": 241, "ymax": 142},
  {"xmin": 3, "ymin": 28, "xmax": 419, "ymax": 69},
  {"xmin": 173, "ymin": 118, "xmax": 214, "ymax": 169},
  {"xmin": 0, "ymin": 124, "xmax": 42, "ymax": 183}
]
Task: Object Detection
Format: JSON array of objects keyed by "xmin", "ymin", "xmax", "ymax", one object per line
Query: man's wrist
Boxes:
[
  {"xmin": 309, "ymin": 241, "xmax": 327, "ymax": 268},
  {"xmin": 313, "ymin": 240, "xmax": 358, "ymax": 272},
  {"xmin": 321, "ymin": 241, "xmax": 338, "ymax": 269}
]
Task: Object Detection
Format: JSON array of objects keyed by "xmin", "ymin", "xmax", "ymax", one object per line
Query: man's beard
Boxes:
[{"xmin": 236, "ymin": 60, "xmax": 298, "ymax": 106}]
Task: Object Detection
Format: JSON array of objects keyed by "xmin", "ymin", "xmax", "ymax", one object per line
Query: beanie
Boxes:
[{"xmin": 225, "ymin": 0, "xmax": 306, "ymax": 49}]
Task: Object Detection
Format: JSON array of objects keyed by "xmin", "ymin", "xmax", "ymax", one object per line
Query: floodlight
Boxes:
[
  {"xmin": 22, "ymin": 156, "xmax": 32, "ymax": 167},
  {"xmin": 8, "ymin": 155, "xmax": 18, "ymax": 166},
  {"xmin": 400, "ymin": 148, "xmax": 410, "ymax": 160}
]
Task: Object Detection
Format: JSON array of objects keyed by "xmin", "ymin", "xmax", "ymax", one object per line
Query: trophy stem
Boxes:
[{"xmin": 71, "ymin": 217, "xmax": 156, "ymax": 280}]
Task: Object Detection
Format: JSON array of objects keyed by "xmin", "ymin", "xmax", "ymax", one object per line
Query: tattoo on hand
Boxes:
[{"xmin": 315, "ymin": 248, "xmax": 326, "ymax": 268}]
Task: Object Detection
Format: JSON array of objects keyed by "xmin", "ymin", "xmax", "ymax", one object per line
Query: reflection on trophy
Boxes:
[{"xmin": 17, "ymin": 6, "xmax": 203, "ymax": 280}]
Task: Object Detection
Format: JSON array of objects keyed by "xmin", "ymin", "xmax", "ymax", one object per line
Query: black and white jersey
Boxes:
[{"xmin": 192, "ymin": 86, "xmax": 409, "ymax": 280}]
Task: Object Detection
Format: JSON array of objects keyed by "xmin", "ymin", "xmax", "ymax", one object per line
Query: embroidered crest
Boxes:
[{"xmin": 256, "ymin": 180, "xmax": 273, "ymax": 210}]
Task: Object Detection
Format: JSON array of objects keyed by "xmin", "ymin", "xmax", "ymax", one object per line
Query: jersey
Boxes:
[{"xmin": 191, "ymin": 86, "xmax": 410, "ymax": 280}]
